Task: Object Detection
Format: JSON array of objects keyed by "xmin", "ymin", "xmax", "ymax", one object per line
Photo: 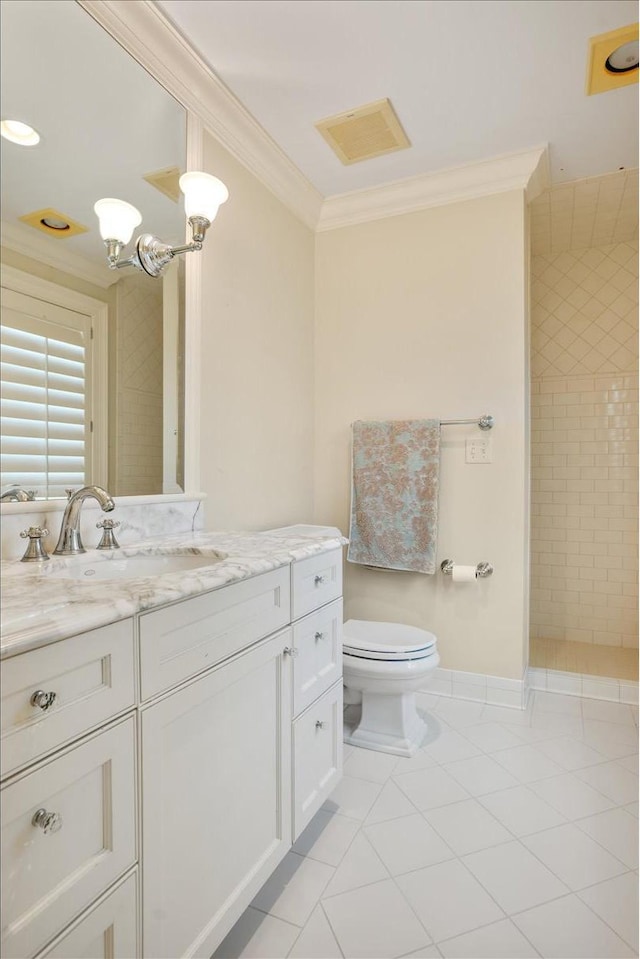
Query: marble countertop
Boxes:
[{"xmin": 0, "ymin": 526, "xmax": 347, "ymax": 659}]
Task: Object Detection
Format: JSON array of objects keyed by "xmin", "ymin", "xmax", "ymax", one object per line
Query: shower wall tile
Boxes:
[{"xmin": 531, "ymin": 232, "xmax": 638, "ymax": 651}]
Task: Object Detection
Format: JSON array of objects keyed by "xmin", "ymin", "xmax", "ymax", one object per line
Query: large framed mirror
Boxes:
[{"xmin": 0, "ymin": 0, "xmax": 189, "ymax": 500}]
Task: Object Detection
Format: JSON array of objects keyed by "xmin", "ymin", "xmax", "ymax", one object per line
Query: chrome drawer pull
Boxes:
[
  {"xmin": 31, "ymin": 690, "xmax": 56, "ymax": 711},
  {"xmin": 314, "ymin": 631, "xmax": 324, "ymax": 641},
  {"xmin": 315, "ymin": 720, "xmax": 325, "ymax": 729},
  {"xmin": 283, "ymin": 646, "xmax": 299, "ymax": 657},
  {"xmin": 32, "ymin": 808, "xmax": 63, "ymax": 834},
  {"xmin": 314, "ymin": 575, "xmax": 325, "ymax": 586}
]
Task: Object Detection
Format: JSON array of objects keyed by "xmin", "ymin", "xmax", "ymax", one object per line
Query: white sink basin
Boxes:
[{"xmin": 48, "ymin": 552, "xmax": 225, "ymax": 582}]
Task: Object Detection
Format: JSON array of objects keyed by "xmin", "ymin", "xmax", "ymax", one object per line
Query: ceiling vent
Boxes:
[
  {"xmin": 315, "ymin": 98, "xmax": 410, "ymax": 165},
  {"xmin": 586, "ymin": 23, "xmax": 639, "ymax": 95},
  {"xmin": 19, "ymin": 208, "xmax": 88, "ymax": 238},
  {"xmin": 143, "ymin": 166, "xmax": 182, "ymax": 202}
]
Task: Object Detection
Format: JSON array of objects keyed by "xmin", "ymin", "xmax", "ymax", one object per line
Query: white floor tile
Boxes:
[
  {"xmin": 394, "ymin": 766, "xmax": 470, "ymax": 810},
  {"xmin": 287, "ymin": 905, "xmax": 342, "ymax": 959},
  {"xmin": 322, "ymin": 775, "xmax": 382, "ymax": 820},
  {"xmin": 423, "ymin": 799, "xmax": 512, "ymax": 856},
  {"xmin": 392, "ymin": 748, "xmax": 439, "ymax": 775},
  {"xmin": 535, "ymin": 735, "xmax": 608, "ymax": 771},
  {"xmin": 396, "ymin": 859, "xmax": 504, "ymax": 943},
  {"xmin": 437, "ymin": 919, "xmax": 539, "ymax": 958},
  {"xmin": 400, "ymin": 947, "xmax": 442, "ymax": 958},
  {"xmin": 625, "ymin": 801, "xmax": 639, "ymax": 817},
  {"xmin": 530, "ymin": 773, "xmax": 614, "ymax": 819},
  {"xmin": 492, "ymin": 744, "xmax": 565, "ymax": 783},
  {"xmin": 251, "ymin": 853, "xmax": 334, "ymax": 927},
  {"xmin": 435, "ymin": 699, "xmax": 486, "ymax": 728},
  {"xmin": 579, "ymin": 873, "xmax": 639, "ymax": 953},
  {"xmin": 529, "ymin": 711, "xmax": 584, "ymax": 739},
  {"xmin": 480, "ymin": 704, "xmax": 533, "ymax": 726},
  {"xmin": 479, "ymin": 784, "xmax": 566, "ymax": 836},
  {"xmin": 577, "ymin": 808, "xmax": 639, "ymax": 869},
  {"xmin": 574, "ymin": 761, "xmax": 639, "ymax": 806},
  {"xmin": 422, "ymin": 728, "xmax": 482, "ymax": 763},
  {"xmin": 322, "ymin": 878, "xmax": 431, "ymax": 958},
  {"xmin": 365, "ymin": 779, "xmax": 419, "ymax": 824},
  {"xmin": 512, "ymin": 893, "xmax": 635, "ymax": 958},
  {"xmin": 462, "ymin": 722, "xmax": 525, "ymax": 753},
  {"xmin": 292, "ymin": 809, "xmax": 361, "ymax": 866},
  {"xmin": 462, "ymin": 840, "xmax": 569, "ymax": 914},
  {"xmin": 364, "ymin": 813, "xmax": 453, "ymax": 876},
  {"xmin": 322, "ymin": 832, "xmax": 389, "ymax": 899},
  {"xmin": 501, "ymin": 721, "xmax": 560, "ymax": 745},
  {"xmin": 213, "ymin": 907, "xmax": 300, "ymax": 959},
  {"xmin": 443, "ymin": 755, "xmax": 520, "ymax": 796},
  {"xmin": 583, "ymin": 720, "xmax": 639, "ymax": 756},
  {"xmin": 582, "ymin": 700, "xmax": 637, "ymax": 726},
  {"xmin": 533, "ymin": 690, "xmax": 583, "ymax": 717},
  {"xmin": 343, "ymin": 747, "xmax": 401, "ymax": 784},
  {"xmin": 617, "ymin": 753, "xmax": 639, "ymax": 774},
  {"xmin": 522, "ymin": 823, "xmax": 628, "ymax": 890}
]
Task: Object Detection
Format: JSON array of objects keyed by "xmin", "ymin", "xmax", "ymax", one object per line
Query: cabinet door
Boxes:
[
  {"xmin": 292, "ymin": 681, "xmax": 343, "ymax": 840},
  {"xmin": 1, "ymin": 719, "xmax": 136, "ymax": 959},
  {"xmin": 141, "ymin": 630, "xmax": 292, "ymax": 959},
  {"xmin": 292, "ymin": 599, "xmax": 342, "ymax": 717},
  {"xmin": 37, "ymin": 872, "xmax": 138, "ymax": 959}
]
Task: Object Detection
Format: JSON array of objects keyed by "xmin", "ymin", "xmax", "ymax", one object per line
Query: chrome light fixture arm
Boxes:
[{"xmin": 104, "ymin": 215, "xmax": 211, "ymax": 278}]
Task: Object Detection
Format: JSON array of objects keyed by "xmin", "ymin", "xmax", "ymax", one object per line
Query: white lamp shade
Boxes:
[
  {"xmin": 179, "ymin": 172, "xmax": 229, "ymax": 223},
  {"xmin": 94, "ymin": 198, "xmax": 142, "ymax": 244}
]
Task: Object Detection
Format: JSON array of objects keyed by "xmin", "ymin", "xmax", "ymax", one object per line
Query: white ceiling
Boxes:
[
  {"xmin": 157, "ymin": 0, "xmax": 639, "ymax": 198},
  {"xmin": 1, "ymin": 0, "xmax": 186, "ymax": 267}
]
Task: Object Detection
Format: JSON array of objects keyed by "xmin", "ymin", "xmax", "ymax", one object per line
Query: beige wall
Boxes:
[
  {"xmin": 531, "ymin": 239, "xmax": 638, "ymax": 648},
  {"xmin": 199, "ymin": 132, "xmax": 315, "ymax": 530},
  {"xmin": 314, "ymin": 192, "xmax": 530, "ymax": 680}
]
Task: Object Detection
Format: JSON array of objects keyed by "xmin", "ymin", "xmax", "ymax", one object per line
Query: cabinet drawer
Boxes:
[
  {"xmin": 1, "ymin": 718, "xmax": 137, "ymax": 959},
  {"xmin": 1, "ymin": 620, "xmax": 136, "ymax": 778},
  {"xmin": 292, "ymin": 680, "xmax": 343, "ymax": 841},
  {"xmin": 291, "ymin": 549, "xmax": 342, "ymax": 620},
  {"xmin": 139, "ymin": 566, "xmax": 290, "ymax": 700},
  {"xmin": 292, "ymin": 599, "xmax": 343, "ymax": 717},
  {"xmin": 37, "ymin": 872, "xmax": 138, "ymax": 959}
]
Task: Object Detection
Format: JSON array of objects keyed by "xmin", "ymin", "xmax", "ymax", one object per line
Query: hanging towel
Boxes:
[{"xmin": 348, "ymin": 419, "xmax": 441, "ymax": 574}]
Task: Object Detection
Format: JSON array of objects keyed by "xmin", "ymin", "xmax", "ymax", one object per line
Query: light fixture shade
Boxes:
[
  {"xmin": 179, "ymin": 172, "xmax": 229, "ymax": 223},
  {"xmin": 94, "ymin": 198, "xmax": 142, "ymax": 244},
  {"xmin": 0, "ymin": 119, "xmax": 40, "ymax": 146}
]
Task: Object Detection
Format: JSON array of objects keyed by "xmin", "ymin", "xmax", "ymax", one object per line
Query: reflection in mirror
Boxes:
[{"xmin": 0, "ymin": 0, "xmax": 187, "ymax": 499}]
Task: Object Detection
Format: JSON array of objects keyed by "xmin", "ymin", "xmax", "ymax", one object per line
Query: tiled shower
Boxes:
[{"xmin": 529, "ymin": 169, "xmax": 639, "ymax": 691}]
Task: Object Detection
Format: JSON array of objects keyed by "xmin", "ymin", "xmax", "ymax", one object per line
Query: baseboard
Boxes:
[
  {"xmin": 527, "ymin": 666, "xmax": 639, "ymax": 705},
  {"xmin": 425, "ymin": 667, "xmax": 529, "ymax": 710}
]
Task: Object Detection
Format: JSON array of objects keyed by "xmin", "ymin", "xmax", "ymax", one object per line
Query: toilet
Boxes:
[{"xmin": 342, "ymin": 619, "xmax": 439, "ymax": 757}]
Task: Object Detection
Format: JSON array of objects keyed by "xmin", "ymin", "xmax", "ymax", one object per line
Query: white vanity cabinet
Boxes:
[{"xmin": 1, "ymin": 543, "xmax": 344, "ymax": 959}]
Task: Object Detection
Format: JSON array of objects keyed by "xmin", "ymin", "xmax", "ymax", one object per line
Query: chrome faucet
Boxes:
[
  {"xmin": 53, "ymin": 485, "xmax": 116, "ymax": 555},
  {"xmin": 1, "ymin": 487, "xmax": 36, "ymax": 502}
]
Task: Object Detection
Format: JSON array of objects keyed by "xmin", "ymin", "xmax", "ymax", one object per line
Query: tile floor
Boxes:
[
  {"xmin": 530, "ymin": 638, "xmax": 639, "ymax": 681},
  {"xmin": 214, "ymin": 690, "xmax": 639, "ymax": 959}
]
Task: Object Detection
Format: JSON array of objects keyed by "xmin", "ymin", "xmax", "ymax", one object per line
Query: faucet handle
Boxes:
[
  {"xmin": 20, "ymin": 527, "xmax": 50, "ymax": 562},
  {"xmin": 96, "ymin": 519, "xmax": 120, "ymax": 550}
]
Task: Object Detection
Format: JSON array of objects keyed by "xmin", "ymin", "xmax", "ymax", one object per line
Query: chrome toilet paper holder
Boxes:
[{"xmin": 440, "ymin": 560, "xmax": 494, "ymax": 578}]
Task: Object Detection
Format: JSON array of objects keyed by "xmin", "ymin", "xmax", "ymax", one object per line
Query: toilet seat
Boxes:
[{"xmin": 343, "ymin": 619, "xmax": 437, "ymax": 662}]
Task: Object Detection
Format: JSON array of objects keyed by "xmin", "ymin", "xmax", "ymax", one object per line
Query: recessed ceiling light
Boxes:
[
  {"xmin": 0, "ymin": 119, "xmax": 40, "ymax": 146},
  {"xmin": 605, "ymin": 39, "xmax": 639, "ymax": 74}
]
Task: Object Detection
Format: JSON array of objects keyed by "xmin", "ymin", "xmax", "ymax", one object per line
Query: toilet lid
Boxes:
[{"xmin": 343, "ymin": 619, "xmax": 437, "ymax": 661}]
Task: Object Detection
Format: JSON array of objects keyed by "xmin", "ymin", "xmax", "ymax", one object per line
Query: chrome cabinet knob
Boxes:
[
  {"xmin": 31, "ymin": 690, "xmax": 56, "ymax": 710},
  {"xmin": 315, "ymin": 720, "xmax": 325, "ymax": 729},
  {"xmin": 32, "ymin": 808, "xmax": 63, "ymax": 834},
  {"xmin": 283, "ymin": 646, "xmax": 299, "ymax": 657},
  {"xmin": 314, "ymin": 631, "xmax": 324, "ymax": 641},
  {"xmin": 314, "ymin": 575, "xmax": 325, "ymax": 586}
]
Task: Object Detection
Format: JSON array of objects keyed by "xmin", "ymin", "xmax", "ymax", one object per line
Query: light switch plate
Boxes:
[{"xmin": 466, "ymin": 437, "xmax": 492, "ymax": 463}]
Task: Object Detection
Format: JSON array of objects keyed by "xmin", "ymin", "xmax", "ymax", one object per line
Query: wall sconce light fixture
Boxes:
[{"xmin": 94, "ymin": 171, "xmax": 228, "ymax": 278}]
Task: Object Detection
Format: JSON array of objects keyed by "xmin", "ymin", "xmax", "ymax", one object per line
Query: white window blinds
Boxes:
[{"xmin": 1, "ymin": 304, "xmax": 92, "ymax": 499}]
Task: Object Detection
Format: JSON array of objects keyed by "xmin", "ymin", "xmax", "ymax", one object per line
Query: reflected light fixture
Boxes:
[
  {"xmin": 94, "ymin": 171, "xmax": 228, "ymax": 278},
  {"xmin": 1, "ymin": 119, "xmax": 40, "ymax": 146}
]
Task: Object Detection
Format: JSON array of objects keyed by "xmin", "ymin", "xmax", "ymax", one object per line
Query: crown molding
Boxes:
[
  {"xmin": 317, "ymin": 146, "xmax": 550, "ymax": 232},
  {"xmin": 78, "ymin": 0, "xmax": 323, "ymax": 231},
  {"xmin": 0, "ymin": 221, "xmax": 117, "ymax": 289}
]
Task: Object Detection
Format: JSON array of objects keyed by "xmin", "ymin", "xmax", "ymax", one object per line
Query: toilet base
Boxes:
[{"xmin": 343, "ymin": 691, "xmax": 428, "ymax": 757}]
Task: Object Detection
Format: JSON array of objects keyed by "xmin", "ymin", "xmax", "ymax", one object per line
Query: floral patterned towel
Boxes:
[{"xmin": 347, "ymin": 419, "xmax": 441, "ymax": 574}]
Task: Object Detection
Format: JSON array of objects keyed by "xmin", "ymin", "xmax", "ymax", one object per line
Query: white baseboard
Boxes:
[
  {"xmin": 527, "ymin": 666, "xmax": 639, "ymax": 705},
  {"xmin": 426, "ymin": 667, "xmax": 528, "ymax": 710}
]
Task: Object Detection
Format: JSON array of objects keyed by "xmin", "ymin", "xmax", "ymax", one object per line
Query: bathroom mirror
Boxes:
[{"xmin": 0, "ymin": 0, "xmax": 187, "ymax": 498}]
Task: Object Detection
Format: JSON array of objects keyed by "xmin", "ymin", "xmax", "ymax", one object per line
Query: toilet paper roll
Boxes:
[{"xmin": 452, "ymin": 564, "xmax": 477, "ymax": 583}]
